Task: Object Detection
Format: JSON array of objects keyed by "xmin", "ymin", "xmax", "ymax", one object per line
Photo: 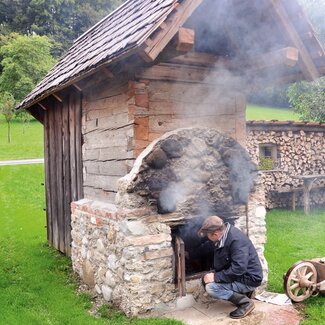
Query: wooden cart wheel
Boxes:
[{"xmin": 284, "ymin": 261, "xmax": 317, "ymax": 302}]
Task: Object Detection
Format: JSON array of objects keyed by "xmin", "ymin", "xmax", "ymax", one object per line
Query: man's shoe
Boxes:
[{"xmin": 228, "ymin": 292, "xmax": 255, "ymax": 319}]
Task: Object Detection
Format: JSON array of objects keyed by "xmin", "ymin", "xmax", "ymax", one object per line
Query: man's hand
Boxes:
[{"xmin": 203, "ymin": 272, "xmax": 215, "ymax": 284}]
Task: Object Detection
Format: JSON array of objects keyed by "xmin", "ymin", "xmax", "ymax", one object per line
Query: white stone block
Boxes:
[
  {"xmin": 175, "ymin": 294, "xmax": 196, "ymax": 310},
  {"xmin": 102, "ymin": 285, "xmax": 113, "ymax": 301}
]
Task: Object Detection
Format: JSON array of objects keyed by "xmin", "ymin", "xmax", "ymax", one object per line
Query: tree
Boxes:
[
  {"xmin": 0, "ymin": 0, "xmax": 123, "ymax": 56},
  {"xmin": 0, "ymin": 92, "xmax": 16, "ymax": 143},
  {"xmin": 0, "ymin": 33, "xmax": 56, "ymax": 102},
  {"xmin": 287, "ymin": 78, "xmax": 325, "ymax": 122}
]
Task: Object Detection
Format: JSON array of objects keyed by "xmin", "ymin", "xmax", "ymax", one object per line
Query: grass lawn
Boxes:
[
  {"xmin": 1, "ymin": 165, "xmax": 324, "ymax": 324},
  {"xmin": 265, "ymin": 209, "xmax": 325, "ymax": 324},
  {"xmin": 246, "ymin": 104, "xmax": 300, "ymax": 121},
  {"xmin": 0, "ymin": 164, "xmax": 182, "ymax": 325},
  {"xmin": 0, "ymin": 116, "xmax": 44, "ymax": 160}
]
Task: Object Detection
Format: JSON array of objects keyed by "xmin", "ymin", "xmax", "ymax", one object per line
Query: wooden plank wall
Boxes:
[
  {"xmin": 44, "ymin": 89, "xmax": 83, "ymax": 255},
  {"xmin": 131, "ymin": 80, "xmax": 247, "ymax": 151},
  {"xmin": 81, "ymin": 77, "xmax": 246, "ymax": 204},
  {"xmin": 82, "ymin": 79, "xmax": 134, "ymax": 203}
]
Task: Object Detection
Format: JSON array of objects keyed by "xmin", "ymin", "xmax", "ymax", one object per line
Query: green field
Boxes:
[
  {"xmin": 1, "ymin": 165, "xmax": 324, "ymax": 324},
  {"xmin": 0, "ymin": 116, "xmax": 44, "ymax": 160},
  {"xmin": 246, "ymin": 104, "xmax": 300, "ymax": 121},
  {"xmin": 265, "ymin": 209, "xmax": 325, "ymax": 325},
  {"xmin": 0, "ymin": 165, "xmax": 182, "ymax": 324}
]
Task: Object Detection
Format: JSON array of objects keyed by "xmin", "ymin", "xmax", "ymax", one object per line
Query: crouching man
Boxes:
[{"xmin": 198, "ymin": 215, "xmax": 263, "ymax": 319}]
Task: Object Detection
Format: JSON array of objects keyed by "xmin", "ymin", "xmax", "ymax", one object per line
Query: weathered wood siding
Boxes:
[
  {"xmin": 81, "ymin": 77, "xmax": 246, "ymax": 204},
  {"xmin": 129, "ymin": 80, "xmax": 246, "ymax": 156},
  {"xmin": 82, "ymin": 79, "xmax": 134, "ymax": 203},
  {"xmin": 44, "ymin": 89, "xmax": 83, "ymax": 255}
]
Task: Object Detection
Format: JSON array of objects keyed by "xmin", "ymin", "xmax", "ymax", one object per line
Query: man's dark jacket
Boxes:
[{"xmin": 199, "ymin": 225, "xmax": 263, "ymax": 287}]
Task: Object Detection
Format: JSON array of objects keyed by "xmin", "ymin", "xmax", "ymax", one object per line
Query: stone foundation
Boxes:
[{"xmin": 71, "ymin": 194, "xmax": 267, "ymax": 316}]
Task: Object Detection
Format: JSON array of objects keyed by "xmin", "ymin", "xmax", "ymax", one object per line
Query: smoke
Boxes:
[
  {"xmin": 181, "ymin": 0, "xmax": 308, "ymax": 89},
  {"xmin": 221, "ymin": 144, "xmax": 258, "ymax": 204},
  {"xmin": 157, "ymin": 181, "xmax": 190, "ymax": 214},
  {"xmin": 147, "ymin": 0, "xmax": 307, "ymax": 210}
]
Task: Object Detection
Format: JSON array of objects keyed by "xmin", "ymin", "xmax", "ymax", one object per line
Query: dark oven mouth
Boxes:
[{"xmin": 172, "ymin": 222, "xmax": 214, "ymax": 287}]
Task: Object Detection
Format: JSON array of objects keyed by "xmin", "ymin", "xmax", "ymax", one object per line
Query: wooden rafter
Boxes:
[
  {"xmin": 169, "ymin": 52, "xmax": 222, "ymax": 67},
  {"xmin": 270, "ymin": 0, "xmax": 319, "ymax": 80},
  {"xmin": 241, "ymin": 47, "xmax": 299, "ymax": 71},
  {"xmin": 52, "ymin": 93, "xmax": 63, "ymax": 102},
  {"xmin": 135, "ymin": 63, "xmax": 243, "ymax": 88},
  {"xmin": 72, "ymin": 83, "xmax": 82, "ymax": 92},
  {"xmin": 176, "ymin": 27, "xmax": 195, "ymax": 52},
  {"xmin": 141, "ymin": 0, "xmax": 203, "ymax": 62},
  {"xmin": 37, "ymin": 102, "xmax": 47, "ymax": 110},
  {"xmin": 169, "ymin": 47, "xmax": 299, "ymax": 71}
]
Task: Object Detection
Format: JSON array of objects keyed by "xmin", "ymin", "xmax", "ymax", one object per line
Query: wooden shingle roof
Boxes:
[
  {"xmin": 19, "ymin": 0, "xmax": 325, "ymax": 111},
  {"xmin": 19, "ymin": 0, "xmax": 180, "ymax": 109}
]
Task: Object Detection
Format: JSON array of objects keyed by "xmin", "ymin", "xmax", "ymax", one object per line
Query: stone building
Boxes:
[{"xmin": 18, "ymin": 0, "xmax": 325, "ymax": 316}]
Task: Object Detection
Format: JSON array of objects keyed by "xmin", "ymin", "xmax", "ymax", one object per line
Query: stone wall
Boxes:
[
  {"xmin": 71, "ymin": 200, "xmax": 176, "ymax": 316},
  {"xmin": 71, "ymin": 194, "xmax": 267, "ymax": 316},
  {"xmin": 71, "ymin": 128, "xmax": 267, "ymax": 316},
  {"xmin": 246, "ymin": 121, "xmax": 325, "ymax": 209}
]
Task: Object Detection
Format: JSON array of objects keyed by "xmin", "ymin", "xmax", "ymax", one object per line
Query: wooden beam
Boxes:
[
  {"xmin": 37, "ymin": 102, "xmax": 47, "ymax": 110},
  {"xmin": 176, "ymin": 27, "xmax": 195, "ymax": 52},
  {"xmin": 71, "ymin": 83, "xmax": 82, "ymax": 92},
  {"xmin": 270, "ymin": 0, "xmax": 319, "ymax": 80},
  {"xmin": 52, "ymin": 93, "xmax": 63, "ymax": 102},
  {"xmin": 169, "ymin": 52, "xmax": 221, "ymax": 67},
  {"xmin": 135, "ymin": 63, "xmax": 243, "ymax": 87},
  {"xmin": 141, "ymin": 0, "xmax": 204, "ymax": 62},
  {"xmin": 169, "ymin": 48, "xmax": 299, "ymax": 71},
  {"xmin": 242, "ymin": 47, "xmax": 299, "ymax": 71}
]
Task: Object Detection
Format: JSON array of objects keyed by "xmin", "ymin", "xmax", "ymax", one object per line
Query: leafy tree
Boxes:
[
  {"xmin": 287, "ymin": 78, "xmax": 325, "ymax": 122},
  {"xmin": 0, "ymin": 34, "xmax": 56, "ymax": 102},
  {"xmin": 286, "ymin": 0, "xmax": 325, "ymax": 122},
  {"xmin": 0, "ymin": 92, "xmax": 16, "ymax": 143},
  {"xmin": 0, "ymin": 0, "xmax": 123, "ymax": 56}
]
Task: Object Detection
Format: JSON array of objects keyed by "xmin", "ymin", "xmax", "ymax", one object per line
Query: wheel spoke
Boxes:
[
  {"xmin": 305, "ymin": 271, "xmax": 314, "ymax": 280},
  {"xmin": 290, "ymin": 283, "xmax": 300, "ymax": 290},
  {"xmin": 294, "ymin": 287, "xmax": 301, "ymax": 296},
  {"xmin": 300, "ymin": 266, "xmax": 307, "ymax": 276}
]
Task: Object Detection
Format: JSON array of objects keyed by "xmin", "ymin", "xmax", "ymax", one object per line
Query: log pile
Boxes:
[{"xmin": 246, "ymin": 122, "xmax": 325, "ymax": 209}]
